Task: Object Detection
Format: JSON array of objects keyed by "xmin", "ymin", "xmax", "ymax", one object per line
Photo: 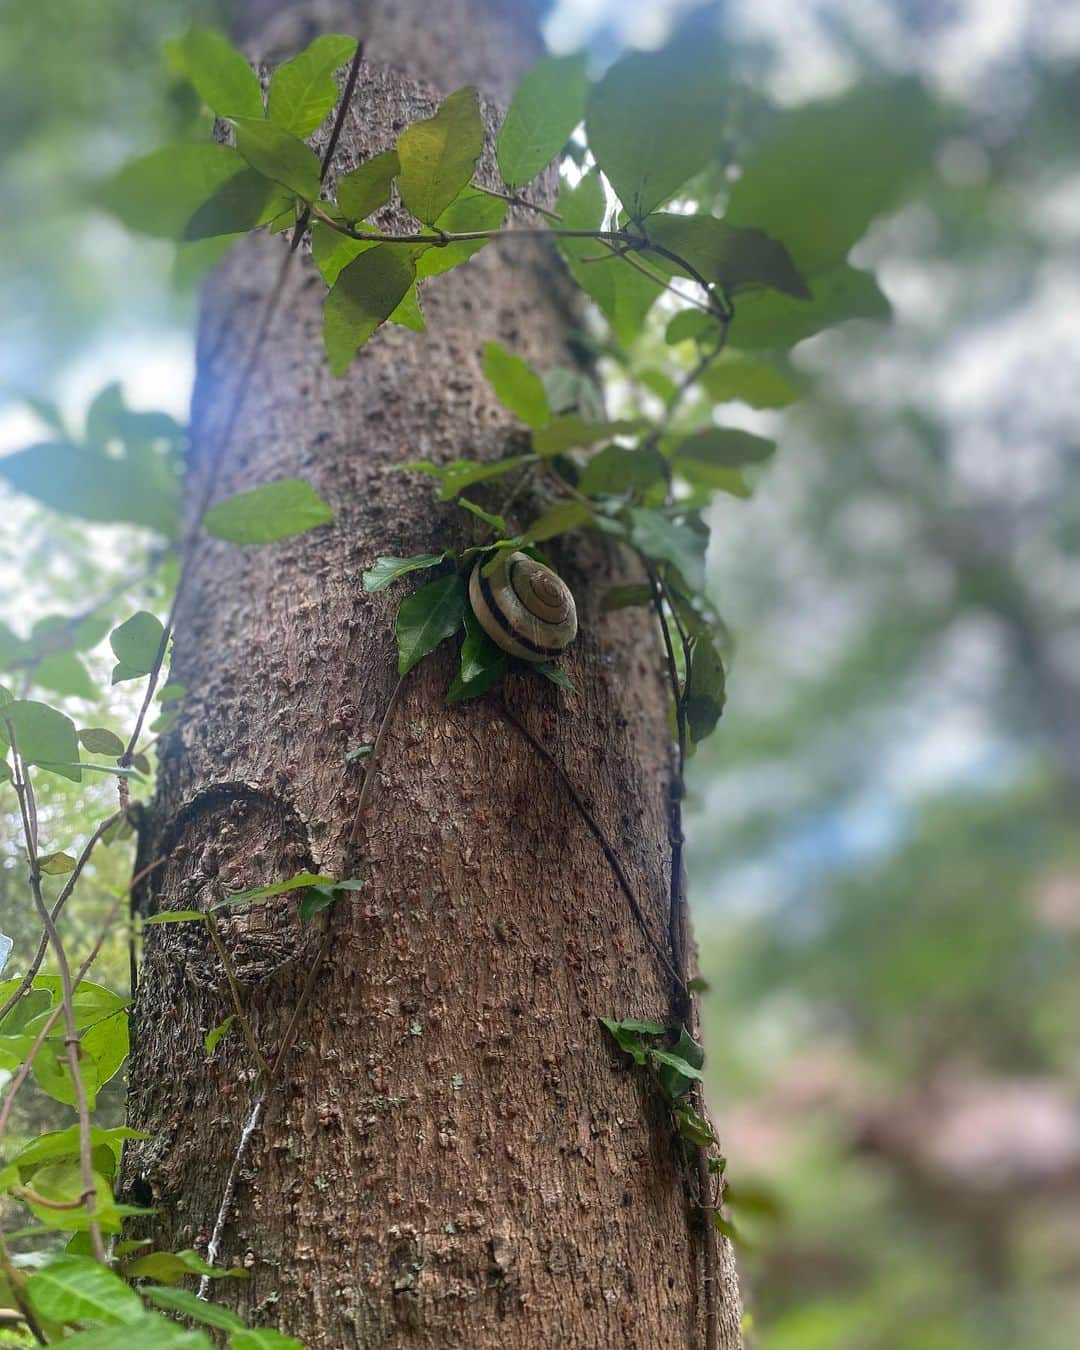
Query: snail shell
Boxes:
[{"xmin": 468, "ymin": 551, "xmax": 578, "ymax": 663}]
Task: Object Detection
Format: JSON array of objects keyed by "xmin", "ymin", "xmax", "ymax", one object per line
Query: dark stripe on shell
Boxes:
[{"xmin": 477, "ymin": 572, "xmax": 564, "ymax": 658}]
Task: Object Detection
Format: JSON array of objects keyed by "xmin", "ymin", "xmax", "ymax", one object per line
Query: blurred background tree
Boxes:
[{"xmin": 1, "ymin": 0, "xmax": 1078, "ymax": 1346}]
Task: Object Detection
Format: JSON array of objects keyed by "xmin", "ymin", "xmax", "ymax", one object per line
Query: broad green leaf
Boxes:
[
  {"xmin": 728, "ymin": 264, "xmax": 890, "ymax": 350},
  {"xmin": 27, "ymin": 1255, "xmax": 143, "ymax": 1326},
  {"xmin": 525, "ymin": 500, "xmax": 592, "ymax": 543},
  {"xmin": 7, "ymin": 1126, "xmax": 144, "ymax": 1181},
  {"xmin": 628, "ymin": 509, "xmax": 707, "ymax": 593},
  {"xmin": 22, "ymin": 1163, "xmax": 118, "ymax": 1228},
  {"xmin": 674, "ymin": 1104, "xmax": 718, "ymax": 1148},
  {"xmin": 3, "ymin": 701, "xmax": 80, "ymax": 781},
  {"xmin": 337, "ymin": 149, "xmax": 399, "ymax": 222},
  {"xmin": 299, "ymin": 886, "xmax": 339, "ymax": 924},
  {"xmin": 725, "ymin": 80, "xmax": 937, "ymax": 275},
  {"xmin": 414, "ymin": 188, "xmax": 506, "ymax": 279},
  {"xmin": 648, "ymin": 1047, "xmax": 704, "ymax": 1086},
  {"xmin": 184, "ymin": 170, "xmax": 290, "ymax": 241},
  {"xmin": 555, "ymin": 172, "xmax": 661, "ymax": 345},
  {"xmin": 268, "ymin": 34, "xmax": 358, "ymax": 137},
  {"xmin": 0, "ymin": 441, "xmax": 180, "ymax": 536},
  {"xmin": 532, "ymin": 413, "xmax": 644, "ymax": 458},
  {"xmin": 397, "ymin": 86, "xmax": 484, "ymax": 224},
  {"xmin": 97, "ymin": 144, "xmax": 249, "ymax": 240},
  {"xmin": 497, "ymin": 53, "xmax": 588, "ymax": 187},
  {"xmin": 446, "ymin": 612, "xmax": 506, "ymax": 704},
  {"xmin": 177, "ymin": 27, "xmax": 263, "ymax": 119},
  {"xmin": 33, "ymin": 652, "xmax": 97, "ymax": 701},
  {"xmin": 38, "ymin": 851, "xmax": 76, "ymax": 875},
  {"xmin": 60, "ymin": 1314, "xmax": 212, "ymax": 1347},
  {"xmin": 204, "ymin": 1015, "xmax": 236, "ymax": 1055},
  {"xmin": 109, "ymin": 611, "xmax": 164, "ymax": 684},
  {"xmin": 482, "ymin": 341, "xmax": 550, "ymax": 428},
  {"xmin": 212, "ymin": 872, "xmax": 334, "ymax": 910},
  {"xmin": 362, "ymin": 553, "xmax": 448, "ymax": 592},
  {"xmin": 310, "ymin": 222, "xmax": 372, "ymax": 286},
  {"xmin": 579, "ymin": 445, "xmax": 668, "ymax": 498},
  {"xmin": 78, "ymin": 727, "xmax": 125, "ymax": 757},
  {"xmin": 601, "ymin": 584, "xmax": 652, "ymax": 611},
  {"xmin": 231, "ymin": 1331, "xmax": 305, "ymax": 1349},
  {"xmin": 653, "ymin": 1025, "xmax": 705, "ymax": 1097},
  {"xmin": 685, "ymin": 633, "xmax": 726, "ymax": 743},
  {"xmin": 404, "ymin": 455, "xmax": 534, "ymax": 502},
  {"xmin": 142, "ymin": 1286, "xmax": 245, "ymax": 1333},
  {"xmin": 700, "ymin": 357, "xmax": 799, "ymax": 409},
  {"xmin": 586, "ymin": 13, "xmax": 728, "ymax": 218},
  {"xmin": 144, "ymin": 910, "xmax": 206, "ymax": 925},
  {"xmin": 665, "ymin": 310, "xmax": 719, "ymax": 347},
  {"xmin": 203, "ymin": 479, "xmax": 334, "ymax": 544},
  {"xmin": 124, "ymin": 1249, "xmax": 245, "ymax": 1283},
  {"xmin": 536, "ymin": 663, "xmax": 577, "ymax": 692},
  {"xmin": 231, "ymin": 118, "xmax": 321, "ymax": 201},
  {"xmin": 396, "ymin": 574, "xmax": 468, "ymax": 675},
  {"xmin": 671, "ymin": 428, "xmax": 775, "ymax": 480},
  {"xmin": 323, "ymin": 245, "xmax": 417, "ymax": 376},
  {"xmin": 643, "ymin": 212, "xmax": 808, "ymax": 299},
  {"xmin": 458, "ymin": 498, "xmax": 507, "ymax": 534}
]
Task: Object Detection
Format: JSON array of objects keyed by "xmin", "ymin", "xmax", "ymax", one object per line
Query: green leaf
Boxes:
[
  {"xmin": 37, "ymin": 851, "xmax": 76, "ymax": 875},
  {"xmin": 27, "ymin": 1255, "xmax": 143, "ymax": 1326},
  {"xmin": 482, "ymin": 341, "xmax": 551, "ymax": 429},
  {"xmin": 628, "ymin": 509, "xmax": 707, "ymax": 593},
  {"xmin": 497, "ymin": 52, "xmax": 588, "ymax": 187},
  {"xmin": 397, "ymin": 86, "xmax": 484, "ymax": 224},
  {"xmin": 144, "ymin": 910, "xmax": 206, "ymax": 925},
  {"xmin": 33, "ymin": 652, "xmax": 97, "ymax": 701},
  {"xmin": 413, "ymin": 187, "xmax": 506, "ymax": 279},
  {"xmin": 655, "ymin": 1025, "xmax": 705, "ymax": 1098},
  {"xmin": 268, "ymin": 34, "xmax": 358, "ymax": 137},
  {"xmin": 643, "ymin": 212, "xmax": 808, "ymax": 299},
  {"xmin": 212, "ymin": 873, "xmax": 334, "ymax": 910},
  {"xmin": 601, "ymin": 584, "xmax": 652, "ymax": 611},
  {"xmin": 555, "ymin": 173, "xmax": 661, "ymax": 345},
  {"xmin": 599, "ymin": 1016, "xmax": 660, "ymax": 1065},
  {"xmin": 97, "ymin": 144, "xmax": 250, "ymax": 240},
  {"xmin": 230, "ymin": 1331, "xmax": 305, "ymax": 1349},
  {"xmin": 59, "ymin": 1314, "xmax": 212, "ymax": 1347},
  {"xmin": 78, "ymin": 727, "xmax": 125, "ymax": 757},
  {"xmin": 21, "ymin": 1163, "xmax": 119, "ymax": 1226},
  {"xmin": 404, "ymin": 456, "xmax": 534, "ymax": 502},
  {"xmin": 525, "ymin": 500, "xmax": 592, "ymax": 543},
  {"xmin": 535, "ymin": 664, "xmax": 577, "ymax": 693},
  {"xmin": 586, "ymin": 13, "xmax": 728, "ymax": 218},
  {"xmin": 157, "ymin": 683, "xmax": 188, "ymax": 703},
  {"xmin": 298, "ymin": 886, "xmax": 340, "ymax": 924},
  {"xmin": 109, "ymin": 611, "xmax": 164, "ymax": 684},
  {"xmin": 396, "ymin": 574, "xmax": 468, "ymax": 675},
  {"xmin": 203, "ymin": 479, "xmax": 334, "ymax": 545},
  {"xmin": 231, "ymin": 117, "xmax": 321, "ymax": 201},
  {"xmin": 532, "ymin": 414, "xmax": 644, "ymax": 458},
  {"xmin": 665, "ymin": 310, "xmax": 718, "ymax": 347},
  {"xmin": 337, "ymin": 149, "xmax": 400, "ymax": 222},
  {"xmin": 142, "ymin": 1286, "xmax": 245, "ymax": 1333},
  {"xmin": 685, "ymin": 633, "xmax": 726, "ymax": 743},
  {"xmin": 446, "ymin": 613, "xmax": 507, "ymax": 704},
  {"xmin": 176, "ymin": 27, "xmax": 263, "ymax": 119},
  {"xmin": 725, "ymin": 80, "xmax": 937, "ymax": 276},
  {"xmin": 3, "ymin": 701, "xmax": 80, "ymax": 781},
  {"xmin": 204, "ymin": 1015, "xmax": 236, "ymax": 1055},
  {"xmin": 0, "ymin": 441, "xmax": 180, "ymax": 536},
  {"xmin": 457, "ymin": 498, "xmax": 507, "ymax": 534},
  {"xmin": 6, "ymin": 1126, "xmax": 143, "ymax": 1181},
  {"xmin": 700, "ymin": 357, "xmax": 799, "ymax": 409},
  {"xmin": 729, "ymin": 264, "xmax": 890, "ymax": 350},
  {"xmin": 323, "ymin": 245, "xmax": 417, "ymax": 376},
  {"xmin": 183, "ymin": 170, "xmax": 290, "ymax": 241},
  {"xmin": 579, "ymin": 445, "xmax": 667, "ymax": 498},
  {"xmin": 671, "ymin": 428, "xmax": 775, "ymax": 480},
  {"xmin": 648, "ymin": 1047, "xmax": 704, "ymax": 1088},
  {"xmin": 673, "ymin": 1104, "xmax": 718, "ymax": 1148},
  {"xmin": 362, "ymin": 553, "xmax": 448, "ymax": 592}
]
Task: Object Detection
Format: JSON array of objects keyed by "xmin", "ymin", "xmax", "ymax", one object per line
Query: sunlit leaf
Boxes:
[
  {"xmin": 203, "ymin": 479, "xmax": 334, "ymax": 544},
  {"xmin": 109, "ymin": 611, "xmax": 164, "ymax": 684},
  {"xmin": 397, "ymin": 86, "xmax": 484, "ymax": 224},
  {"xmin": 231, "ymin": 117, "xmax": 322, "ymax": 201},
  {"xmin": 267, "ymin": 34, "xmax": 358, "ymax": 137},
  {"xmin": 176, "ymin": 27, "xmax": 263, "ymax": 119},
  {"xmin": 396, "ymin": 574, "xmax": 468, "ymax": 675},
  {"xmin": 497, "ymin": 52, "xmax": 587, "ymax": 187},
  {"xmin": 482, "ymin": 341, "xmax": 551, "ymax": 428},
  {"xmin": 337, "ymin": 149, "xmax": 399, "ymax": 222},
  {"xmin": 323, "ymin": 245, "xmax": 417, "ymax": 375}
]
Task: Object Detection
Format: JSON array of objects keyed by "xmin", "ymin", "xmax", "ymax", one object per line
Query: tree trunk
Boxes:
[{"xmin": 125, "ymin": 2, "xmax": 742, "ymax": 1345}]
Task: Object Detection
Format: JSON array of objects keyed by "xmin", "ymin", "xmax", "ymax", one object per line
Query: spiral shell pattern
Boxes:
[{"xmin": 468, "ymin": 551, "xmax": 578, "ymax": 662}]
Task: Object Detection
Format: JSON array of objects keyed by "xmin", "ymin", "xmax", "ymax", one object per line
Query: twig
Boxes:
[
  {"xmin": 498, "ymin": 692, "xmax": 686, "ymax": 998},
  {"xmin": 205, "ymin": 914, "xmax": 269, "ymax": 1077},
  {"xmin": 290, "ymin": 40, "xmax": 365, "ymax": 252},
  {"xmin": 470, "ymin": 180, "xmax": 562, "ymax": 223}
]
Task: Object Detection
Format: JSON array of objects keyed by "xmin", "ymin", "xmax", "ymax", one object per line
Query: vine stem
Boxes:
[{"xmin": 205, "ymin": 914, "xmax": 269, "ymax": 1077}]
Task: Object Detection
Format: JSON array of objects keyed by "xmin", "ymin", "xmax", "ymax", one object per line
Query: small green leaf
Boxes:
[
  {"xmin": 157, "ymin": 683, "xmax": 188, "ymax": 703},
  {"xmin": 397, "ymin": 86, "xmax": 484, "ymax": 225},
  {"xmin": 176, "ymin": 27, "xmax": 263, "ymax": 119},
  {"xmin": 203, "ymin": 479, "xmax": 334, "ymax": 545},
  {"xmin": 648, "ymin": 1047, "xmax": 704, "ymax": 1086},
  {"xmin": 231, "ymin": 117, "xmax": 322, "ymax": 201},
  {"xmin": 579, "ymin": 445, "xmax": 667, "ymax": 498},
  {"xmin": 628, "ymin": 509, "xmax": 707, "ymax": 593},
  {"xmin": 644, "ymin": 213, "xmax": 808, "ymax": 300},
  {"xmin": 37, "ymin": 852, "xmax": 76, "ymax": 876},
  {"xmin": 532, "ymin": 414, "xmax": 644, "ymax": 458},
  {"xmin": 231, "ymin": 1330, "xmax": 305, "ymax": 1349},
  {"xmin": 396, "ymin": 574, "xmax": 468, "ymax": 675},
  {"xmin": 144, "ymin": 910, "xmax": 206, "ymax": 925},
  {"xmin": 700, "ymin": 357, "xmax": 799, "ymax": 409},
  {"xmin": 497, "ymin": 52, "xmax": 588, "ymax": 187},
  {"xmin": 525, "ymin": 500, "xmax": 592, "ymax": 543},
  {"xmin": 27, "ymin": 1254, "xmax": 143, "ymax": 1326},
  {"xmin": 323, "ymin": 245, "xmax": 417, "ymax": 376},
  {"xmin": 413, "ymin": 187, "xmax": 506, "ymax": 279},
  {"xmin": 601, "ymin": 584, "xmax": 652, "ymax": 611},
  {"xmin": 212, "ymin": 873, "xmax": 334, "ymax": 910},
  {"xmin": 655, "ymin": 1025, "xmax": 706, "ymax": 1098},
  {"xmin": 586, "ymin": 13, "xmax": 729, "ymax": 218},
  {"xmin": 337, "ymin": 149, "xmax": 400, "ymax": 222},
  {"xmin": 268, "ymin": 34, "xmax": 358, "ymax": 137},
  {"xmin": 362, "ymin": 553, "xmax": 447, "ymax": 592},
  {"xmin": 404, "ymin": 455, "xmax": 534, "ymax": 502},
  {"xmin": 674, "ymin": 1105, "xmax": 718, "ymax": 1148},
  {"xmin": 78, "ymin": 728, "xmax": 125, "ymax": 757},
  {"xmin": 142, "ymin": 1286, "xmax": 245, "ymax": 1333},
  {"xmin": 446, "ymin": 612, "xmax": 506, "ymax": 704},
  {"xmin": 457, "ymin": 498, "xmax": 507, "ymax": 534},
  {"xmin": 184, "ymin": 170, "xmax": 290, "ymax": 241},
  {"xmin": 299, "ymin": 886, "xmax": 338, "ymax": 924},
  {"xmin": 97, "ymin": 144, "xmax": 250, "ymax": 240},
  {"xmin": 729, "ymin": 264, "xmax": 890, "ymax": 351},
  {"xmin": 110, "ymin": 611, "xmax": 164, "ymax": 684},
  {"xmin": 535, "ymin": 664, "xmax": 577, "ymax": 693},
  {"xmin": 685, "ymin": 634, "xmax": 726, "ymax": 743},
  {"xmin": 671, "ymin": 428, "xmax": 775, "ymax": 474},
  {"xmin": 204, "ymin": 1015, "xmax": 236, "ymax": 1055},
  {"xmin": 482, "ymin": 341, "xmax": 551, "ymax": 429},
  {"xmin": 3, "ymin": 701, "xmax": 81, "ymax": 781}
]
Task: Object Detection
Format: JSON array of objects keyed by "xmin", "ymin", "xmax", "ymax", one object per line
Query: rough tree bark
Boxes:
[{"xmin": 125, "ymin": 1, "xmax": 741, "ymax": 1345}]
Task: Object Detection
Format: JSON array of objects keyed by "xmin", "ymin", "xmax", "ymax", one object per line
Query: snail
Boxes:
[{"xmin": 468, "ymin": 551, "xmax": 578, "ymax": 662}]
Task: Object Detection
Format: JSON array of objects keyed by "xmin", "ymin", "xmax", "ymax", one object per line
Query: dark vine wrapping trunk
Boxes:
[{"xmin": 124, "ymin": 1, "xmax": 742, "ymax": 1344}]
